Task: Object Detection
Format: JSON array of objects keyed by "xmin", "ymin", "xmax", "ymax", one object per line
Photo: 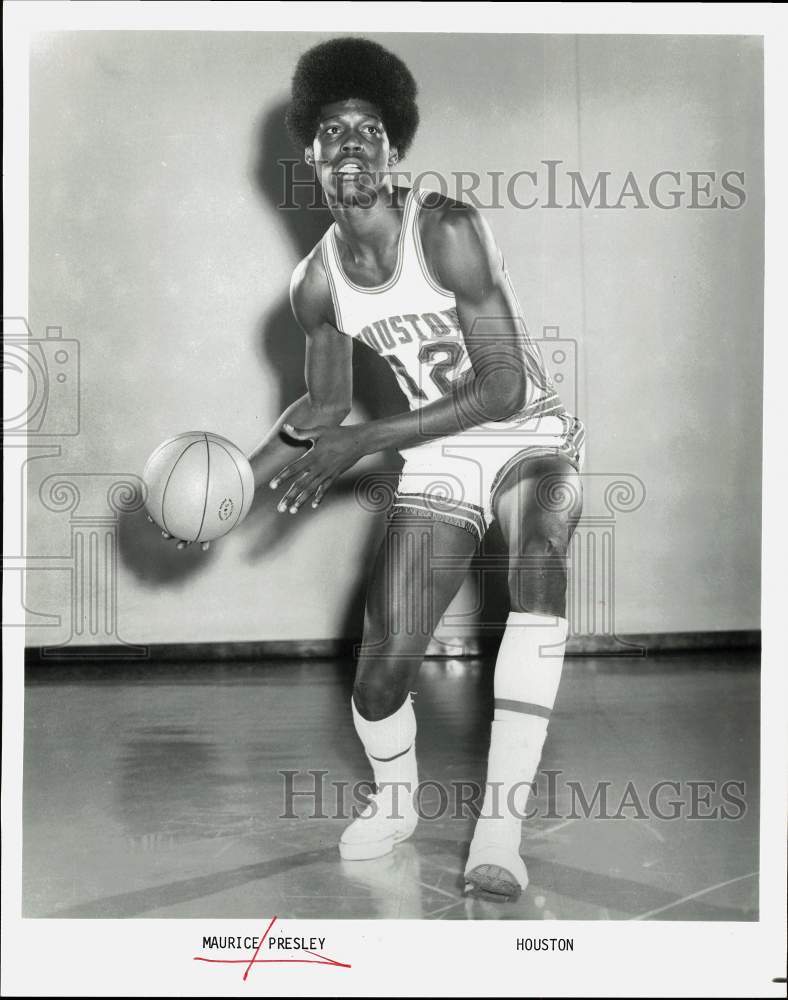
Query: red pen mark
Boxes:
[
  {"xmin": 243, "ymin": 915, "xmax": 277, "ymax": 980},
  {"xmin": 193, "ymin": 916, "xmax": 352, "ymax": 980}
]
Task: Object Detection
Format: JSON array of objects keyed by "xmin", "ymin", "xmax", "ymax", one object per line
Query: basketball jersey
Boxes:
[{"xmin": 320, "ymin": 186, "xmax": 568, "ymax": 429}]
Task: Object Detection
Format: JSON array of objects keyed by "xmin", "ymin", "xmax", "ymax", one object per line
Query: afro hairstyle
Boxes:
[{"xmin": 285, "ymin": 37, "xmax": 419, "ymax": 158}]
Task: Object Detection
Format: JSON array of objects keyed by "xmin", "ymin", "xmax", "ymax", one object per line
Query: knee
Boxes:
[
  {"xmin": 509, "ymin": 517, "xmax": 572, "ymax": 559},
  {"xmin": 522, "ymin": 524, "xmax": 570, "ymax": 559},
  {"xmin": 507, "ymin": 526, "xmax": 570, "ymax": 589},
  {"xmin": 507, "ymin": 526, "xmax": 570, "ymax": 616},
  {"xmin": 353, "ymin": 658, "xmax": 413, "ymax": 721},
  {"xmin": 352, "ymin": 678, "xmax": 404, "ymax": 721}
]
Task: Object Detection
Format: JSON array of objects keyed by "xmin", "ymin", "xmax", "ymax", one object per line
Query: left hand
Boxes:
[
  {"xmin": 145, "ymin": 514, "xmax": 211, "ymax": 551},
  {"xmin": 269, "ymin": 423, "xmax": 365, "ymax": 513}
]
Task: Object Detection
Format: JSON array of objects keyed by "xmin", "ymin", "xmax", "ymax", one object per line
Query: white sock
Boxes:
[
  {"xmin": 473, "ymin": 611, "xmax": 569, "ymax": 851},
  {"xmin": 351, "ymin": 695, "xmax": 418, "ymax": 809}
]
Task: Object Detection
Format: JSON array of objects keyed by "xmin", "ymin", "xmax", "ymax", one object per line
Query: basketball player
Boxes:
[{"xmin": 166, "ymin": 37, "xmax": 585, "ymax": 900}]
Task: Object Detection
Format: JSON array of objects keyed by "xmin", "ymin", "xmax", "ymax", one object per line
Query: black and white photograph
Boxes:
[{"xmin": 3, "ymin": 3, "xmax": 786, "ymax": 997}]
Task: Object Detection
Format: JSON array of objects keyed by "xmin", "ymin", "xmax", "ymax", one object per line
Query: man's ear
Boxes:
[
  {"xmin": 388, "ymin": 147, "xmax": 400, "ymax": 167},
  {"xmin": 305, "ymin": 147, "xmax": 315, "ymax": 166}
]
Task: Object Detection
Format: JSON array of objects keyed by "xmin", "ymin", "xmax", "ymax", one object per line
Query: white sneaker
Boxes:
[
  {"xmin": 464, "ymin": 840, "xmax": 529, "ymax": 900},
  {"xmin": 339, "ymin": 784, "xmax": 418, "ymax": 861}
]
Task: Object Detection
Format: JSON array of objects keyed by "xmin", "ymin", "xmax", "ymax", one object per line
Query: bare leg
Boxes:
[
  {"xmin": 353, "ymin": 515, "xmax": 478, "ymax": 720},
  {"xmin": 339, "ymin": 514, "xmax": 477, "ymax": 861},
  {"xmin": 493, "ymin": 455, "xmax": 583, "ymax": 617}
]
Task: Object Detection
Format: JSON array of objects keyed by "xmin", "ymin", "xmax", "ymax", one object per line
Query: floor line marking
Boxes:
[
  {"xmin": 214, "ymin": 837, "xmax": 242, "ymax": 858},
  {"xmin": 418, "ymin": 880, "xmax": 459, "ymax": 902},
  {"xmin": 530, "ymin": 818, "xmax": 578, "ymax": 839},
  {"xmin": 641, "ymin": 822, "xmax": 666, "ymax": 843},
  {"xmin": 427, "ymin": 861, "xmax": 464, "ymax": 878},
  {"xmin": 631, "ymin": 871, "xmax": 758, "ymax": 921},
  {"xmin": 426, "ymin": 899, "xmax": 465, "ymax": 919}
]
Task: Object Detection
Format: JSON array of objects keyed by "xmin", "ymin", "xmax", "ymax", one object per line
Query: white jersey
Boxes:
[{"xmin": 320, "ymin": 185, "xmax": 568, "ymax": 429}]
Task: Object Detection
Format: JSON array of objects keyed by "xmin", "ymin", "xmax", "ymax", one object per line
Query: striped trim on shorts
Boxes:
[{"xmin": 388, "ymin": 491, "xmax": 486, "ymax": 540}]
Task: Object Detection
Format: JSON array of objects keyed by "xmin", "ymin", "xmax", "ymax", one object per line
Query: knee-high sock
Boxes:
[
  {"xmin": 351, "ymin": 695, "xmax": 418, "ymax": 804},
  {"xmin": 472, "ymin": 611, "xmax": 568, "ymax": 851}
]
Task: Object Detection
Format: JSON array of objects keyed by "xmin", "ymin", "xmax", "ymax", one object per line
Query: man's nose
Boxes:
[{"xmin": 341, "ymin": 133, "xmax": 363, "ymax": 153}]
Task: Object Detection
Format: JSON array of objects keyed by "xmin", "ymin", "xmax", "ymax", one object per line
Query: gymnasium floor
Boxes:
[{"xmin": 22, "ymin": 650, "xmax": 759, "ymax": 920}]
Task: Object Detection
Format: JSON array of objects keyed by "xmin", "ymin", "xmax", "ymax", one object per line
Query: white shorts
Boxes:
[{"xmin": 389, "ymin": 412, "xmax": 585, "ymax": 543}]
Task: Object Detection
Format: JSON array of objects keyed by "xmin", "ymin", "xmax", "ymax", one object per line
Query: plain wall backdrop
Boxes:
[{"xmin": 24, "ymin": 31, "xmax": 763, "ymax": 647}]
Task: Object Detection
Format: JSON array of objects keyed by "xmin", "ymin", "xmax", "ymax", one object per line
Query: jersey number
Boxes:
[
  {"xmin": 388, "ymin": 355, "xmax": 427, "ymax": 401},
  {"xmin": 389, "ymin": 340, "xmax": 466, "ymax": 401},
  {"xmin": 419, "ymin": 341, "xmax": 466, "ymax": 393}
]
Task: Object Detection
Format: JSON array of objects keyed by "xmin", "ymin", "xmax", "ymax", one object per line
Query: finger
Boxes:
[
  {"xmin": 146, "ymin": 514, "xmax": 154, "ymax": 523},
  {"xmin": 311, "ymin": 477, "xmax": 335, "ymax": 509},
  {"xmin": 176, "ymin": 540, "xmax": 189, "ymax": 550},
  {"xmin": 162, "ymin": 530, "xmax": 172, "ymax": 539},
  {"xmin": 283, "ymin": 423, "xmax": 321, "ymax": 442},
  {"xmin": 290, "ymin": 477, "xmax": 323, "ymax": 512},
  {"xmin": 201, "ymin": 541, "xmax": 210, "ymax": 552},
  {"xmin": 279, "ymin": 470, "xmax": 317, "ymax": 511},
  {"xmin": 270, "ymin": 454, "xmax": 310, "ymax": 490}
]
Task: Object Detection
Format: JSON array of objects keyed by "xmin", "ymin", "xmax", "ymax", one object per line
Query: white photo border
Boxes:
[{"xmin": 3, "ymin": 3, "xmax": 786, "ymax": 997}]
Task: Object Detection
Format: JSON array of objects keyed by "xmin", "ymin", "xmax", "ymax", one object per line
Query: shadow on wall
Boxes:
[{"xmin": 118, "ymin": 100, "xmax": 410, "ymax": 641}]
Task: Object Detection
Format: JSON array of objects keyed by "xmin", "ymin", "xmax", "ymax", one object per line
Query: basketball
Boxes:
[{"xmin": 143, "ymin": 431, "xmax": 255, "ymax": 542}]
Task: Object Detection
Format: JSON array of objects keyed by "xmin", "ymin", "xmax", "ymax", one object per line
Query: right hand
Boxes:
[{"xmin": 147, "ymin": 514, "xmax": 210, "ymax": 552}]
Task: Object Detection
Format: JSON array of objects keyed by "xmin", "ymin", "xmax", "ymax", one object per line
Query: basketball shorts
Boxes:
[{"xmin": 389, "ymin": 412, "xmax": 585, "ymax": 544}]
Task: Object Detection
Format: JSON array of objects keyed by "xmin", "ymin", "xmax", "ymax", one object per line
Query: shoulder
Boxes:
[
  {"xmin": 416, "ymin": 191, "xmax": 502, "ymax": 291},
  {"xmin": 289, "ymin": 237, "xmax": 335, "ymax": 332},
  {"xmin": 417, "ymin": 191, "xmax": 496, "ymax": 253}
]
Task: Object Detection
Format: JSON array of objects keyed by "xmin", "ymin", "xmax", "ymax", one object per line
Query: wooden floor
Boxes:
[{"xmin": 23, "ymin": 650, "xmax": 759, "ymax": 920}]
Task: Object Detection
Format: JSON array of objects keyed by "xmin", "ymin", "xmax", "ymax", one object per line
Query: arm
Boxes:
[
  {"xmin": 274, "ymin": 204, "xmax": 530, "ymax": 511},
  {"xmin": 248, "ymin": 253, "xmax": 353, "ymax": 493}
]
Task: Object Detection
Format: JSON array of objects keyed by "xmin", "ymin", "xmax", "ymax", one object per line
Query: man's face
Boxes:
[{"xmin": 307, "ymin": 98, "xmax": 398, "ymax": 207}]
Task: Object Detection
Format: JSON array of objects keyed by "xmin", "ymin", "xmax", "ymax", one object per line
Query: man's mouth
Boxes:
[{"xmin": 334, "ymin": 159, "xmax": 367, "ymax": 175}]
